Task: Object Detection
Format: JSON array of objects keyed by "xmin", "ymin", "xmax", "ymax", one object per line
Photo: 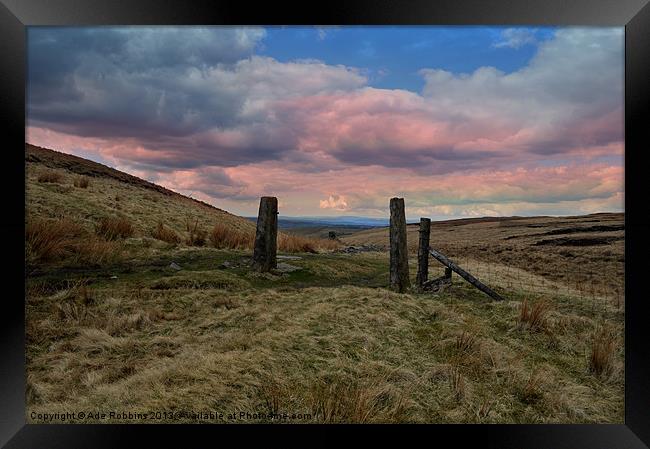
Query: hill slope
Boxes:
[
  {"xmin": 26, "ymin": 143, "xmax": 256, "ymax": 239},
  {"xmin": 342, "ymin": 212, "xmax": 624, "ymax": 298}
]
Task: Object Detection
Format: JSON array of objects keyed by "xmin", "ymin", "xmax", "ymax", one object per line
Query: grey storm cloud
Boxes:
[
  {"xmin": 330, "ymin": 143, "xmax": 506, "ymax": 172},
  {"xmin": 28, "ymin": 27, "xmax": 267, "ymax": 138},
  {"xmin": 185, "ymin": 168, "xmax": 259, "ymax": 200},
  {"xmin": 27, "ymin": 26, "xmax": 623, "ymax": 175},
  {"xmin": 27, "ymin": 26, "xmax": 368, "ymax": 170}
]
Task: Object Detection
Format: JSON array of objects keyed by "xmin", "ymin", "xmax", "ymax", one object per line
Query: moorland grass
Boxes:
[{"xmin": 26, "ymin": 248, "xmax": 624, "ymax": 424}]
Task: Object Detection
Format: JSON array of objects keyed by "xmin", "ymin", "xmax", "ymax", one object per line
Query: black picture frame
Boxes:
[{"xmin": 2, "ymin": 0, "xmax": 649, "ymax": 447}]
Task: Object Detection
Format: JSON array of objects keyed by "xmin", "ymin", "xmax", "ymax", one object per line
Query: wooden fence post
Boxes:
[
  {"xmin": 416, "ymin": 218, "xmax": 431, "ymax": 289},
  {"xmin": 389, "ymin": 197, "xmax": 410, "ymax": 293},
  {"xmin": 252, "ymin": 196, "xmax": 278, "ymax": 272}
]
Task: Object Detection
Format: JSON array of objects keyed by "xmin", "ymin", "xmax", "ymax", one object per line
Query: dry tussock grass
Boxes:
[
  {"xmin": 206, "ymin": 224, "xmax": 338, "ymax": 253},
  {"xmin": 278, "ymin": 233, "xmax": 318, "ymax": 253},
  {"xmin": 74, "ymin": 239, "xmax": 121, "ymax": 265},
  {"xmin": 438, "ymin": 329, "xmax": 486, "ymax": 379},
  {"xmin": 518, "ymin": 298, "xmax": 552, "ymax": 332},
  {"xmin": 455, "ymin": 331, "xmax": 477, "ymax": 354},
  {"xmin": 151, "ymin": 222, "xmax": 181, "ymax": 244},
  {"xmin": 96, "ymin": 216, "xmax": 135, "ymax": 240},
  {"xmin": 518, "ymin": 369, "xmax": 546, "ymax": 404},
  {"xmin": 475, "ymin": 398, "xmax": 494, "ymax": 421},
  {"xmin": 26, "ymin": 218, "xmax": 85, "ymax": 262},
  {"xmin": 37, "ymin": 170, "xmax": 63, "ymax": 183},
  {"xmin": 257, "ymin": 377, "xmax": 286, "ymax": 416},
  {"xmin": 104, "ymin": 311, "xmax": 152, "ymax": 337},
  {"xmin": 448, "ymin": 366, "xmax": 466, "ymax": 402},
  {"xmin": 309, "ymin": 377, "xmax": 406, "ymax": 423},
  {"xmin": 209, "ymin": 223, "xmax": 254, "ymax": 249},
  {"xmin": 278, "ymin": 233, "xmax": 340, "ymax": 253},
  {"xmin": 73, "ymin": 176, "xmax": 90, "ymax": 188},
  {"xmin": 51, "ymin": 280, "xmax": 95, "ymax": 325},
  {"xmin": 589, "ymin": 326, "xmax": 617, "ymax": 379},
  {"xmin": 185, "ymin": 218, "xmax": 207, "ymax": 246},
  {"xmin": 26, "ymin": 217, "xmax": 122, "ymax": 266},
  {"xmin": 56, "ymin": 299, "xmax": 89, "ymax": 323}
]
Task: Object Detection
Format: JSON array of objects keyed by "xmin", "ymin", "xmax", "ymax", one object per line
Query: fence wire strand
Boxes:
[{"xmin": 425, "ymin": 238, "xmax": 622, "ymax": 307}]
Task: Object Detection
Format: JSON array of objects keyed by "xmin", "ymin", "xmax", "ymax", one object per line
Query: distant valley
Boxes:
[{"xmin": 245, "ymin": 215, "xmax": 391, "ymax": 239}]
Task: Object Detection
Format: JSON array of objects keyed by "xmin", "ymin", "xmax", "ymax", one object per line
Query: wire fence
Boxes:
[{"xmin": 422, "ymin": 240, "xmax": 624, "ymax": 311}]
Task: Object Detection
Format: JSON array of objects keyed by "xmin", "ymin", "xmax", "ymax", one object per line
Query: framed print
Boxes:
[{"xmin": 2, "ymin": 0, "xmax": 650, "ymax": 447}]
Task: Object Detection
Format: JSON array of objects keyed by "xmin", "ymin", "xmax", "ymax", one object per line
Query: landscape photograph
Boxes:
[{"xmin": 25, "ymin": 25, "xmax": 624, "ymax": 423}]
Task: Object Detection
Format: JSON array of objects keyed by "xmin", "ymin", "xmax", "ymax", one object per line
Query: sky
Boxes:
[{"xmin": 26, "ymin": 26, "xmax": 624, "ymax": 220}]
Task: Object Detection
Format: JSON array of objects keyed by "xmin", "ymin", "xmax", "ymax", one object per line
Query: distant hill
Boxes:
[
  {"xmin": 273, "ymin": 216, "xmax": 390, "ymax": 227},
  {"xmin": 25, "ymin": 143, "xmax": 256, "ymax": 238},
  {"xmin": 343, "ymin": 212, "xmax": 624, "ymax": 249},
  {"xmin": 241, "ymin": 216, "xmax": 388, "ymax": 239}
]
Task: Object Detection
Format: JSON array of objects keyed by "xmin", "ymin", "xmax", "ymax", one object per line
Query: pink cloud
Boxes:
[
  {"xmin": 319, "ymin": 195, "xmax": 349, "ymax": 210},
  {"xmin": 26, "ymin": 28, "xmax": 624, "ymax": 218},
  {"xmin": 28, "ymin": 123, "xmax": 623, "ymax": 218}
]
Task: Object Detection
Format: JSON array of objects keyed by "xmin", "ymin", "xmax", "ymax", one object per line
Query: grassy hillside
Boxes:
[
  {"xmin": 26, "ymin": 247, "xmax": 623, "ymax": 424},
  {"xmin": 26, "ymin": 143, "xmax": 256, "ymax": 240},
  {"xmin": 342, "ymin": 213, "xmax": 624, "ymax": 302},
  {"xmin": 25, "ymin": 144, "xmax": 337, "ymax": 270},
  {"xmin": 25, "ymin": 144, "xmax": 624, "ymax": 424}
]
